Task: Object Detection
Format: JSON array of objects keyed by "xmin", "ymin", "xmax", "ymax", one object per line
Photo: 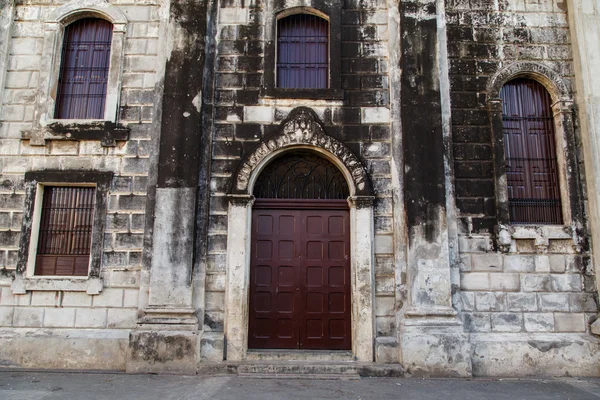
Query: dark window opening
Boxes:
[
  {"xmin": 277, "ymin": 14, "xmax": 329, "ymax": 89},
  {"xmin": 500, "ymin": 78, "xmax": 562, "ymax": 224},
  {"xmin": 55, "ymin": 18, "xmax": 113, "ymax": 120},
  {"xmin": 35, "ymin": 186, "xmax": 96, "ymax": 276},
  {"xmin": 254, "ymin": 152, "xmax": 349, "ymax": 199}
]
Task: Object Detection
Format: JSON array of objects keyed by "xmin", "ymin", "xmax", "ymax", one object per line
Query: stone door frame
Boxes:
[{"xmin": 224, "ymin": 109, "xmax": 376, "ymax": 361}]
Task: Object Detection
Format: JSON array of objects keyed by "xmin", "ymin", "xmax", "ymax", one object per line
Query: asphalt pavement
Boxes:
[{"xmin": 0, "ymin": 371, "xmax": 599, "ymax": 399}]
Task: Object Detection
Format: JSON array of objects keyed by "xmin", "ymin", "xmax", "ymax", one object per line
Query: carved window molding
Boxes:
[
  {"xmin": 22, "ymin": 1, "xmax": 129, "ymax": 146},
  {"xmin": 487, "ymin": 62, "xmax": 585, "ymax": 245},
  {"xmin": 263, "ymin": 5, "xmax": 342, "ymax": 100},
  {"xmin": 12, "ymin": 170, "xmax": 112, "ymax": 294}
]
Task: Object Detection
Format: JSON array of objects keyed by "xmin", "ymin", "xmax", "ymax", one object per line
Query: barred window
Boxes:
[
  {"xmin": 500, "ymin": 78, "xmax": 562, "ymax": 224},
  {"xmin": 55, "ymin": 18, "xmax": 113, "ymax": 119},
  {"xmin": 277, "ymin": 14, "xmax": 328, "ymax": 89},
  {"xmin": 35, "ymin": 187, "xmax": 96, "ymax": 276}
]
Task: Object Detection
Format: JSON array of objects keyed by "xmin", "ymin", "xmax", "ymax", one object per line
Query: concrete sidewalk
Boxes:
[{"xmin": 0, "ymin": 371, "xmax": 599, "ymax": 399}]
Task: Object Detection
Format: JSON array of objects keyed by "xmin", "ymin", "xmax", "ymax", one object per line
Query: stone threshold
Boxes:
[
  {"xmin": 246, "ymin": 349, "xmax": 355, "ymax": 362},
  {"xmin": 197, "ymin": 360, "xmax": 404, "ymax": 378}
]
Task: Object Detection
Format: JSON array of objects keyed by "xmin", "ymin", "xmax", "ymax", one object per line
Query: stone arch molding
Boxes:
[
  {"xmin": 47, "ymin": 0, "xmax": 128, "ymax": 27},
  {"xmin": 234, "ymin": 107, "xmax": 372, "ymax": 196},
  {"xmin": 487, "ymin": 62, "xmax": 571, "ymax": 103}
]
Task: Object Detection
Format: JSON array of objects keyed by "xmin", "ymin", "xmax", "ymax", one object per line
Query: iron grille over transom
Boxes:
[
  {"xmin": 277, "ymin": 14, "xmax": 329, "ymax": 89},
  {"xmin": 254, "ymin": 152, "xmax": 349, "ymax": 199},
  {"xmin": 500, "ymin": 78, "xmax": 562, "ymax": 224},
  {"xmin": 55, "ymin": 18, "xmax": 113, "ymax": 119},
  {"xmin": 35, "ymin": 186, "xmax": 96, "ymax": 276}
]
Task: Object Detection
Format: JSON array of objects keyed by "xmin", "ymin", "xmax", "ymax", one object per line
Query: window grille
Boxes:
[
  {"xmin": 277, "ymin": 14, "xmax": 329, "ymax": 89},
  {"xmin": 254, "ymin": 152, "xmax": 349, "ymax": 199},
  {"xmin": 55, "ymin": 18, "xmax": 113, "ymax": 119},
  {"xmin": 35, "ymin": 187, "xmax": 96, "ymax": 276},
  {"xmin": 500, "ymin": 78, "xmax": 562, "ymax": 224}
]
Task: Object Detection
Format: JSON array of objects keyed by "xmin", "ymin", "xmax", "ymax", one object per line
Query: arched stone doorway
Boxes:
[
  {"xmin": 224, "ymin": 108, "xmax": 376, "ymax": 361},
  {"xmin": 249, "ymin": 151, "xmax": 352, "ymax": 350}
]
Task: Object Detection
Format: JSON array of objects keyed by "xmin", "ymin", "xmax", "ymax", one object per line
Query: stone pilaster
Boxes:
[
  {"xmin": 566, "ymin": 0, "xmax": 600, "ymax": 334},
  {"xmin": 398, "ymin": 0, "xmax": 471, "ymax": 376}
]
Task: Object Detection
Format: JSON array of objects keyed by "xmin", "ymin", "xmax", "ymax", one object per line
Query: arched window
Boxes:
[
  {"xmin": 500, "ymin": 78, "xmax": 562, "ymax": 224},
  {"xmin": 276, "ymin": 14, "xmax": 329, "ymax": 89},
  {"xmin": 55, "ymin": 18, "xmax": 113, "ymax": 119},
  {"xmin": 254, "ymin": 152, "xmax": 349, "ymax": 199}
]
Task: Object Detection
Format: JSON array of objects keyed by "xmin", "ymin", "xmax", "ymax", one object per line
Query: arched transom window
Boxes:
[
  {"xmin": 254, "ymin": 152, "xmax": 349, "ymax": 199},
  {"xmin": 500, "ymin": 78, "xmax": 562, "ymax": 224},
  {"xmin": 276, "ymin": 14, "xmax": 329, "ymax": 89},
  {"xmin": 55, "ymin": 18, "xmax": 113, "ymax": 119}
]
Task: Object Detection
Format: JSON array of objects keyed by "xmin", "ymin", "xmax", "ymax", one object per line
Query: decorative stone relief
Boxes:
[
  {"xmin": 234, "ymin": 107, "xmax": 371, "ymax": 196},
  {"xmin": 487, "ymin": 61, "xmax": 570, "ymax": 102}
]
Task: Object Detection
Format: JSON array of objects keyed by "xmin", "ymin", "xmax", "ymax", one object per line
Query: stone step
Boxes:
[
  {"xmin": 197, "ymin": 361, "xmax": 404, "ymax": 378},
  {"xmin": 246, "ymin": 350, "xmax": 355, "ymax": 362},
  {"xmin": 238, "ymin": 372, "xmax": 360, "ymax": 380},
  {"xmin": 237, "ymin": 361, "xmax": 360, "ymax": 376}
]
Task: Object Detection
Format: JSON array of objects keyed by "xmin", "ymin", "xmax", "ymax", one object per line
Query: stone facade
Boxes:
[{"xmin": 0, "ymin": 0, "xmax": 598, "ymax": 377}]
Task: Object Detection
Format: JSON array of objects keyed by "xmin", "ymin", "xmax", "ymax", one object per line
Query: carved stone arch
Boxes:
[
  {"xmin": 232, "ymin": 107, "xmax": 373, "ymax": 196},
  {"xmin": 487, "ymin": 62, "xmax": 570, "ymax": 103},
  {"xmin": 47, "ymin": 0, "xmax": 128, "ymax": 28}
]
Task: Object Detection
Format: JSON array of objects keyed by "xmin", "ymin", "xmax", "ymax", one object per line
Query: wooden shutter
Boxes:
[
  {"xmin": 35, "ymin": 187, "xmax": 96, "ymax": 276},
  {"xmin": 500, "ymin": 78, "xmax": 562, "ymax": 224},
  {"xmin": 277, "ymin": 14, "xmax": 328, "ymax": 89},
  {"xmin": 55, "ymin": 18, "xmax": 113, "ymax": 120}
]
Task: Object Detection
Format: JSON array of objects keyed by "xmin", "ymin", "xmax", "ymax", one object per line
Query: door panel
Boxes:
[{"xmin": 248, "ymin": 204, "xmax": 351, "ymax": 350}]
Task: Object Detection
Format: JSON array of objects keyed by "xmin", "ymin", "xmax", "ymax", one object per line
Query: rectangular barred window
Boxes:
[
  {"xmin": 277, "ymin": 14, "xmax": 329, "ymax": 89},
  {"xmin": 34, "ymin": 186, "xmax": 96, "ymax": 276}
]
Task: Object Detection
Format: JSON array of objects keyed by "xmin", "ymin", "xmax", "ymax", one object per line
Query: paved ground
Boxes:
[{"xmin": 0, "ymin": 371, "xmax": 599, "ymax": 399}]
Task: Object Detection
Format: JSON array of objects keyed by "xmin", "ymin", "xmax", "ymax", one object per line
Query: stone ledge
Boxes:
[{"xmin": 22, "ymin": 121, "xmax": 130, "ymax": 147}]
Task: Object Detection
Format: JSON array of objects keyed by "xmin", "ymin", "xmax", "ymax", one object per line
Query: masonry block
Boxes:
[
  {"xmin": 460, "ymin": 273, "xmax": 490, "ymax": 291},
  {"xmin": 504, "ymin": 255, "xmax": 535, "ymax": 273},
  {"xmin": 93, "ymin": 288, "xmax": 124, "ymax": 308},
  {"xmin": 554, "ymin": 313, "xmax": 586, "ymax": 332},
  {"xmin": 524, "ymin": 313, "xmax": 555, "ymax": 332},
  {"xmin": 12, "ymin": 307, "xmax": 43, "ymax": 327},
  {"xmin": 43, "ymin": 307, "xmax": 76, "ymax": 328},
  {"xmin": 538, "ymin": 293, "xmax": 570, "ymax": 311},
  {"xmin": 471, "ymin": 253, "xmax": 503, "ymax": 271},
  {"xmin": 491, "ymin": 313, "xmax": 523, "ymax": 332},
  {"xmin": 75, "ymin": 308, "xmax": 108, "ymax": 328},
  {"xmin": 489, "ymin": 273, "xmax": 520, "ymax": 291},
  {"xmin": 506, "ymin": 293, "xmax": 537, "ymax": 311}
]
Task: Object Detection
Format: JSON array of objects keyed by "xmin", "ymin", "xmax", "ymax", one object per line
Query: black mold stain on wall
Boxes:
[
  {"xmin": 157, "ymin": 0, "xmax": 208, "ymax": 189},
  {"xmin": 400, "ymin": 0, "xmax": 447, "ymax": 236}
]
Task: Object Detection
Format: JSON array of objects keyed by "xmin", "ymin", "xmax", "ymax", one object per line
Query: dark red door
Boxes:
[{"xmin": 248, "ymin": 200, "xmax": 351, "ymax": 350}]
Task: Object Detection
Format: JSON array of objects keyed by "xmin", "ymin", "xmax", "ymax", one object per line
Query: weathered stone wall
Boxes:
[
  {"xmin": 447, "ymin": 0, "xmax": 600, "ymax": 375},
  {"xmin": 202, "ymin": 0, "xmax": 396, "ymax": 360},
  {"xmin": 0, "ymin": 0, "xmax": 164, "ymax": 369}
]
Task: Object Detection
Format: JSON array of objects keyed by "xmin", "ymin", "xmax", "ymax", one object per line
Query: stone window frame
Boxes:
[
  {"xmin": 487, "ymin": 62, "xmax": 585, "ymax": 251},
  {"xmin": 263, "ymin": 4, "xmax": 343, "ymax": 100},
  {"xmin": 11, "ymin": 171, "xmax": 113, "ymax": 295},
  {"xmin": 23, "ymin": 1, "xmax": 129, "ymax": 147}
]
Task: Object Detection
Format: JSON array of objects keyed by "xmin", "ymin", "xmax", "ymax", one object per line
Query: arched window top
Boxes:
[
  {"xmin": 500, "ymin": 78, "xmax": 562, "ymax": 224},
  {"xmin": 501, "ymin": 78, "xmax": 554, "ymax": 118},
  {"xmin": 47, "ymin": 2, "xmax": 127, "ymax": 26},
  {"xmin": 253, "ymin": 151, "xmax": 350, "ymax": 199},
  {"xmin": 55, "ymin": 18, "xmax": 113, "ymax": 120},
  {"xmin": 276, "ymin": 13, "xmax": 329, "ymax": 89}
]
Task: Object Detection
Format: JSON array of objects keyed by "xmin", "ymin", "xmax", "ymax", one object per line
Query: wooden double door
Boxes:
[{"xmin": 248, "ymin": 200, "xmax": 351, "ymax": 350}]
